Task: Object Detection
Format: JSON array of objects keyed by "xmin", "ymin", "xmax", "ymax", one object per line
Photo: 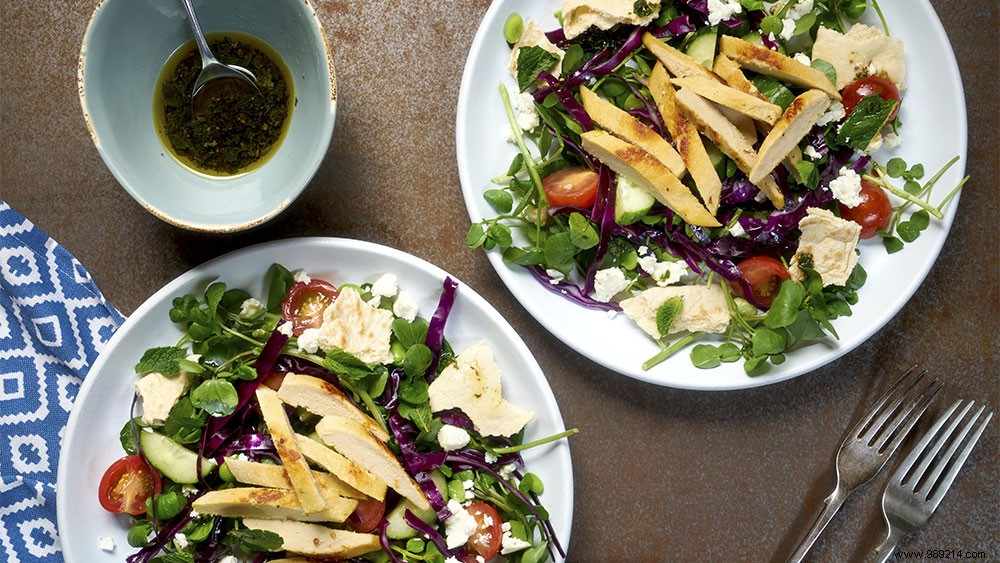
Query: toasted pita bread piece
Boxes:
[
  {"xmin": 277, "ymin": 373, "xmax": 389, "ymax": 442},
  {"xmin": 672, "ymin": 86, "xmax": 785, "ymax": 208},
  {"xmin": 256, "ymin": 388, "xmax": 326, "ymax": 513},
  {"xmin": 718, "ymin": 36, "xmax": 840, "ymax": 100},
  {"xmin": 581, "ymin": 130, "xmax": 720, "ymax": 226},
  {"xmin": 671, "ymin": 76, "xmax": 782, "ymax": 125},
  {"xmin": 648, "ymin": 63, "xmax": 722, "ymax": 214},
  {"xmin": 224, "ymin": 456, "xmax": 368, "ymax": 500},
  {"xmin": 296, "ymin": 433, "xmax": 388, "ymax": 501},
  {"xmin": 315, "ymin": 416, "xmax": 431, "ymax": 512},
  {"xmin": 192, "ymin": 487, "xmax": 356, "ymax": 522},
  {"xmin": 243, "ymin": 519, "xmax": 379, "ymax": 558},
  {"xmin": 580, "ymin": 85, "xmax": 686, "ymax": 177},
  {"xmin": 749, "ymin": 89, "xmax": 831, "ymax": 184}
]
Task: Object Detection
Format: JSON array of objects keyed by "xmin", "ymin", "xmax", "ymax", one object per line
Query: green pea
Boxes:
[
  {"xmin": 504, "ymin": 13, "xmax": 523, "ymax": 44},
  {"xmin": 218, "ymin": 461, "xmax": 235, "ymax": 483}
]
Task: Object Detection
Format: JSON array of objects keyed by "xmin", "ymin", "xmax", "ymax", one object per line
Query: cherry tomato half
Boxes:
[
  {"xmin": 281, "ymin": 279, "xmax": 339, "ymax": 336},
  {"xmin": 730, "ymin": 256, "xmax": 791, "ymax": 310},
  {"xmin": 541, "ymin": 167, "xmax": 599, "ymax": 208},
  {"xmin": 839, "ymin": 179, "xmax": 892, "ymax": 239},
  {"xmin": 346, "ymin": 498, "xmax": 385, "ymax": 533},
  {"xmin": 461, "ymin": 502, "xmax": 503, "ymax": 562},
  {"xmin": 842, "ymin": 75, "xmax": 901, "ymax": 122},
  {"xmin": 98, "ymin": 455, "xmax": 162, "ymax": 515}
]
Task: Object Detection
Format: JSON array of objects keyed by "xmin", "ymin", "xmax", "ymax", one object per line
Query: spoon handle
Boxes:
[{"xmin": 179, "ymin": 0, "xmax": 217, "ymax": 66}]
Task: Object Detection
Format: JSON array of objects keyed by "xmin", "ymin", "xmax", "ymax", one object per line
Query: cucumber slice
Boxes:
[
  {"xmin": 703, "ymin": 141, "xmax": 727, "ymax": 178},
  {"xmin": 614, "ymin": 174, "xmax": 655, "ymax": 225},
  {"xmin": 139, "ymin": 430, "xmax": 217, "ymax": 484},
  {"xmin": 384, "ymin": 471, "xmax": 448, "ymax": 540},
  {"xmin": 684, "ymin": 28, "xmax": 717, "ymax": 69}
]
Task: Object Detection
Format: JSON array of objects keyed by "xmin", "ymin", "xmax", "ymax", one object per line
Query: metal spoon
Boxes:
[{"xmin": 178, "ymin": 0, "xmax": 260, "ymax": 115}]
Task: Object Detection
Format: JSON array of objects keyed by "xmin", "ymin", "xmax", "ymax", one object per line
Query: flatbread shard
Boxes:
[
  {"xmin": 580, "ymin": 85, "xmax": 687, "ymax": 177},
  {"xmin": 315, "ymin": 416, "xmax": 430, "ymax": 511},
  {"xmin": 277, "ymin": 373, "xmax": 390, "ymax": 442},
  {"xmin": 718, "ymin": 35, "xmax": 841, "ymax": 100},
  {"xmin": 647, "ymin": 63, "xmax": 722, "ymax": 214},
  {"xmin": 256, "ymin": 387, "xmax": 326, "ymax": 513},
  {"xmin": 749, "ymin": 89, "xmax": 831, "ymax": 184},
  {"xmin": 581, "ymin": 130, "xmax": 721, "ymax": 226},
  {"xmin": 242, "ymin": 519, "xmax": 380, "ymax": 558}
]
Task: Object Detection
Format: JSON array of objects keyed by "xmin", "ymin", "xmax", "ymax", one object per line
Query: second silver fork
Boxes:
[{"xmin": 786, "ymin": 367, "xmax": 942, "ymax": 563}]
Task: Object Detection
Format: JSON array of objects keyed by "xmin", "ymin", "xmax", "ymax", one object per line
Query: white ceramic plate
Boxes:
[
  {"xmin": 56, "ymin": 238, "xmax": 573, "ymax": 562},
  {"xmin": 456, "ymin": 0, "xmax": 967, "ymax": 390}
]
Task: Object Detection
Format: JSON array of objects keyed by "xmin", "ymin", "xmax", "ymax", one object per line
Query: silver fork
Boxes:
[
  {"xmin": 786, "ymin": 367, "xmax": 942, "ymax": 563},
  {"xmin": 873, "ymin": 400, "xmax": 993, "ymax": 562}
]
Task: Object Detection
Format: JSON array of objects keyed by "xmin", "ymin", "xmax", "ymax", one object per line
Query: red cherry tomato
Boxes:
[
  {"xmin": 838, "ymin": 179, "xmax": 892, "ymax": 239},
  {"xmin": 841, "ymin": 76, "xmax": 901, "ymax": 122},
  {"xmin": 98, "ymin": 455, "xmax": 162, "ymax": 515},
  {"xmin": 460, "ymin": 502, "xmax": 503, "ymax": 562},
  {"xmin": 346, "ymin": 498, "xmax": 385, "ymax": 533},
  {"xmin": 730, "ymin": 256, "xmax": 791, "ymax": 310},
  {"xmin": 281, "ymin": 279, "xmax": 339, "ymax": 336},
  {"xmin": 541, "ymin": 167, "xmax": 599, "ymax": 208}
]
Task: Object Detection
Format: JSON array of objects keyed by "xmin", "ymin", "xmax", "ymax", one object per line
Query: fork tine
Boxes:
[
  {"xmin": 871, "ymin": 376, "xmax": 942, "ymax": 454},
  {"xmin": 891, "ymin": 400, "xmax": 962, "ymax": 487},
  {"xmin": 850, "ymin": 366, "xmax": 921, "ymax": 439},
  {"xmin": 904, "ymin": 401, "xmax": 975, "ymax": 490},
  {"xmin": 924, "ymin": 406, "xmax": 992, "ymax": 510}
]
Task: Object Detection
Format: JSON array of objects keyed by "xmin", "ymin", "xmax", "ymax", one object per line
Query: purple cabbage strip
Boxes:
[
  {"xmin": 525, "ymin": 266, "xmax": 622, "ymax": 312},
  {"xmin": 377, "ymin": 519, "xmax": 405, "ymax": 563},
  {"xmin": 437, "ymin": 408, "xmax": 475, "ymax": 430},
  {"xmin": 533, "ymin": 26, "xmax": 646, "ymax": 103},
  {"xmin": 677, "ymin": 0, "xmax": 709, "ymax": 15},
  {"xmin": 582, "ymin": 166, "xmax": 617, "ymax": 295},
  {"xmin": 850, "ymin": 155, "xmax": 871, "ymax": 173},
  {"xmin": 761, "ymin": 32, "xmax": 781, "ymax": 51},
  {"xmin": 202, "ymin": 326, "xmax": 289, "ymax": 456},
  {"xmin": 650, "ymin": 14, "xmax": 698, "ymax": 37},
  {"xmin": 537, "ymin": 71, "xmax": 594, "ymax": 131},
  {"xmin": 404, "ymin": 510, "xmax": 458, "ymax": 557},
  {"xmin": 217, "ymin": 433, "xmax": 279, "ymax": 463},
  {"xmin": 380, "ymin": 367, "xmax": 403, "ymax": 411},
  {"xmin": 720, "ymin": 175, "xmax": 763, "ymax": 206},
  {"xmin": 126, "ymin": 503, "xmax": 195, "ymax": 563},
  {"xmin": 424, "ymin": 276, "xmax": 459, "ymax": 380},
  {"xmin": 388, "ymin": 412, "xmax": 451, "ymax": 520},
  {"xmin": 609, "ymin": 70, "xmax": 666, "ymax": 137}
]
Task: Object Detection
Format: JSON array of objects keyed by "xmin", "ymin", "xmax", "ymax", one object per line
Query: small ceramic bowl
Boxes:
[{"xmin": 79, "ymin": 0, "xmax": 336, "ymax": 232}]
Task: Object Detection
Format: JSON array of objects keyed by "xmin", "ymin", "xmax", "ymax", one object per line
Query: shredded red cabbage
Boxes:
[
  {"xmin": 650, "ymin": 14, "xmax": 698, "ymax": 37},
  {"xmin": 582, "ymin": 166, "xmax": 617, "ymax": 295},
  {"xmin": 425, "ymin": 277, "xmax": 458, "ymax": 380},
  {"xmin": 126, "ymin": 502, "xmax": 195, "ymax": 563},
  {"xmin": 525, "ymin": 265, "xmax": 622, "ymax": 311},
  {"xmin": 533, "ymin": 26, "xmax": 646, "ymax": 103},
  {"xmin": 403, "ymin": 510, "xmax": 458, "ymax": 557},
  {"xmin": 437, "ymin": 408, "xmax": 475, "ymax": 430},
  {"xmin": 377, "ymin": 519, "xmax": 405, "ymax": 563},
  {"xmin": 538, "ymin": 71, "xmax": 594, "ymax": 131},
  {"xmin": 217, "ymin": 433, "xmax": 278, "ymax": 462},
  {"xmin": 609, "ymin": 70, "xmax": 666, "ymax": 137},
  {"xmin": 388, "ymin": 412, "xmax": 452, "ymax": 520}
]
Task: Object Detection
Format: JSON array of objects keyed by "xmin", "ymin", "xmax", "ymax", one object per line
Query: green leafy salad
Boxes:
[
  {"xmin": 467, "ymin": 0, "xmax": 966, "ymax": 374},
  {"xmin": 97, "ymin": 264, "xmax": 573, "ymax": 563}
]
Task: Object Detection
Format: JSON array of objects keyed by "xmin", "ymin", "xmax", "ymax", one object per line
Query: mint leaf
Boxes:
[
  {"xmin": 738, "ymin": 0, "xmax": 765, "ymax": 10},
  {"xmin": 402, "ymin": 344, "xmax": 434, "ymax": 378},
  {"xmin": 836, "ymin": 95, "xmax": 897, "ymax": 150},
  {"xmin": 516, "ymin": 46, "xmax": 558, "ymax": 92},
  {"xmin": 151, "ymin": 552, "xmax": 195, "ymax": 563},
  {"xmin": 655, "ymin": 296, "xmax": 684, "ymax": 337},
  {"xmin": 752, "ymin": 76, "xmax": 795, "ymax": 111},
  {"xmin": 398, "ymin": 401, "xmax": 433, "ymax": 433},
  {"xmin": 229, "ymin": 529, "xmax": 284, "ymax": 553},
  {"xmin": 135, "ymin": 346, "xmax": 187, "ymax": 375},
  {"xmin": 633, "ymin": 0, "xmax": 658, "ymax": 17},
  {"xmin": 265, "ymin": 263, "xmax": 294, "ymax": 310},
  {"xmin": 811, "ymin": 59, "xmax": 837, "ymax": 87},
  {"xmin": 392, "ymin": 317, "xmax": 429, "ymax": 349},
  {"xmin": 190, "ymin": 379, "xmax": 238, "ymax": 417},
  {"xmin": 323, "ymin": 348, "xmax": 375, "ymax": 381}
]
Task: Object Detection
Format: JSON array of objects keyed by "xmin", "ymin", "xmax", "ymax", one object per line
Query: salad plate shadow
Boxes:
[
  {"xmin": 456, "ymin": 0, "xmax": 967, "ymax": 390},
  {"xmin": 56, "ymin": 237, "xmax": 573, "ymax": 561}
]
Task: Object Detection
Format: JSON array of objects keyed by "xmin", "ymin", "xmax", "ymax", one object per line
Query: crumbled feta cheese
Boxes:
[
  {"xmin": 829, "ymin": 167, "xmax": 864, "ymax": 208},
  {"xmin": 516, "ymin": 92, "xmax": 541, "ymax": 132},
  {"xmin": 707, "ymin": 0, "xmax": 742, "ymax": 26},
  {"xmin": 189, "ymin": 509, "xmax": 199, "ymax": 518},
  {"xmin": 444, "ymin": 500, "xmax": 480, "ymax": 549},
  {"xmin": 498, "ymin": 463, "xmax": 517, "ymax": 480},
  {"xmin": 297, "ymin": 327, "xmax": 322, "ymax": 354},
  {"xmin": 563, "ymin": 0, "xmax": 662, "ymax": 39},
  {"xmin": 484, "ymin": 451, "xmax": 498, "ymax": 464},
  {"xmin": 803, "ymin": 145, "xmax": 823, "ymax": 160},
  {"xmin": 779, "ymin": 18, "xmax": 796, "ymax": 41},
  {"xmin": 276, "ymin": 322, "xmax": 293, "ymax": 337},
  {"xmin": 174, "ymin": 533, "xmax": 189, "ymax": 549},
  {"xmin": 591, "ymin": 267, "xmax": 629, "ymax": 302},
  {"xmin": 606, "ymin": 309, "xmax": 618, "ymax": 320},
  {"xmin": 292, "ymin": 269, "xmax": 311, "ymax": 284},
  {"xmin": 392, "ymin": 290, "xmax": 419, "ymax": 322},
  {"xmin": 816, "ymin": 101, "xmax": 845, "ymax": 126},
  {"xmin": 545, "ymin": 268, "xmax": 565, "ymax": 284},
  {"xmin": 370, "ymin": 273, "xmax": 398, "ymax": 298},
  {"xmin": 437, "ymin": 424, "xmax": 472, "ymax": 451},
  {"xmin": 789, "ymin": 207, "xmax": 861, "ymax": 287},
  {"xmin": 637, "ymin": 253, "xmax": 688, "ymax": 286},
  {"xmin": 218, "ymin": 557, "xmax": 238, "ymax": 563},
  {"xmin": 864, "ymin": 132, "xmax": 883, "ymax": 154},
  {"xmin": 463, "ymin": 479, "xmax": 475, "ymax": 492},
  {"xmin": 239, "ymin": 297, "xmax": 265, "ymax": 319},
  {"xmin": 502, "ymin": 124, "xmax": 516, "ymax": 144},
  {"xmin": 883, "ymin": 130, "xmax": 901, "ymax": 147},
  {"xmin": 98, "ymin": 536, "xmax": 116, "ymax": 553},
  {"xmin": 788, "ymin": 0, "xmax": 814, "ymax": 19},
  {"xmin": 500, "ymin": 521, "xmax": 533, "ymax": 555},
  {"xmin": 620, "ymin": 284, "xmax": 731, "ymax": 338},
  {"xmin": 181, "ymin": 484, "xmax": 199, "ymax": 497},
  {"xmin": 793, "ymin": 52, "xmax": 812, "ymax": 67},
  {"xmin": 729, "ymin": 221, "xmax": 746, "ymax": 237}
]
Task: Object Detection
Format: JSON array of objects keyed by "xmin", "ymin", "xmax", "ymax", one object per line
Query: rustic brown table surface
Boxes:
[{"xmin": 2, "ymin": 1, "xmax": 996, "ymax": 561}]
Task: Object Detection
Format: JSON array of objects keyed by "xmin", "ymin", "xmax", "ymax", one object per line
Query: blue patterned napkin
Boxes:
[{"xmin": 0, "ymin": 200, "xmax": 126, "ymax": 563}]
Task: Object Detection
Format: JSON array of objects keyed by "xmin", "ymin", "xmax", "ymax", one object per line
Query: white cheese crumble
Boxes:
[
  {"xmin": 500, "ymin": 521, "xmax": 532, "ymax": 555},
  {"xmin": 276, "ymin": 322, "xmax": 293, "ymax": 337},
  {"xmin": 444, "ymin": 500, "xmax": 480, "ymax": 549},
  {"xmin": 498, "ymin": 463, "xmax": 518, "ymax": 480},
  {"xmin": 370, "ymin": 273, "xmax": 398, "ymax": 298},
  {"xmin": 779, "ymin": 18, "xmax": 796, "ymax": 41},
  {"xmin": 829, "ymin": 167, "xmax": 864, "ymax": 208},
  {"xmin": 637, "ymin": 253, "xmax": 688, "ymax": 286},
  {"xmin": 864, "ymin": 132, "xmax": 883, "ymax": 154},
  {"xmin": 239, "ymin": 298, "xmax": 265, "ymax": 319},
  {"xmin": 816, "ymin": 101, "xmax": 845, "ymax": 126},
  {"xmin": 135, "ymin": 370, "xmax": 194, "ymax": 427},
  {"xmin": 292, "ymin": 270, "xmax": 311, "ymax": 284},
  {"xmin": 728, "ymin": 221, "xmax": 746, "ymax": 237},
  {"xmin": 793, "ymin": 52, "xmax": 812, "ymax": 67},
  {"xmin": 218, "ymin": 557, "xmax": 238, "ymax": 563},
  {"xmin": 174, "ymin": 533, "xmax": 189, "ymax": 549},
  {"xmin": 437, "ymin": 424, "xmax": 472, "ymax": 451},
  {"xmin": 707, "ymin": 0, "xmax": 743, "ymax": 26},
  {"xmin": 883, "ymin": 130, "xmax": 901, "ymax": 147},
  {"xmin": 606, "ymin": 309, "xmax": 618, "ymax": 320},
  {"xmin": 98, "ymin": 536, "xmax": 116, "ymax": 553},
  {"xmin": 803, "ymin": 145, "xmax": 823, "ymax": 160},
  {"xmin": 484, "ymin": 451, "xmax": 498, "ymax": 464},
  {"xmin": 788, "ymin": 0, "xmax": 814, "ymax": 19},
  {"xmin": 392, "ymin": 290, "xmax": 419, "ymax": 322},
  {"xmin": 516, "ymin": 92, "xmax": 541, "ymax": 132},
  {"xmin": 545, "ymin": 268, "xmax": 565, "ymax": 284},
  {"xmin": 591, "ymin": 267, "xmax": 629, "ymax": 302},
  {"xmin": 296, "ymin": 327, "xmax": 322, "ymax": 354}
]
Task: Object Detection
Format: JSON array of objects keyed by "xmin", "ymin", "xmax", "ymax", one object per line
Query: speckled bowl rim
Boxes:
[{"xmin": 77, "ymin": 0, "xmax": 338, "ymax": 233}]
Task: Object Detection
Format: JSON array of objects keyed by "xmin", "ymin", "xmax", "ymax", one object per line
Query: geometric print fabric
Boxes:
[{"xmin": 0, "ymin": 200, "xmax": 125, "ymax": 563}]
